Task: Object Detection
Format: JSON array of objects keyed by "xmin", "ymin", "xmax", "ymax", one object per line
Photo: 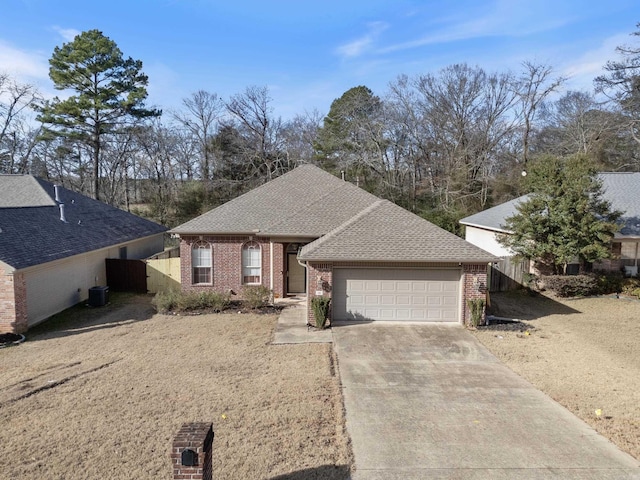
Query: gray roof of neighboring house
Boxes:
[
  {"xmin": 299, "ymin": 200, "xmax": 496, "ymax": 263},
  {"xmin": 0, "ymin": 176, "xmax": 167, "ymax": 270},
  {"xmin": 600, "ymin": 173, "xmax": 640, "ymax": 237},
  {"xmin": 459, "ymin": 172, "xmax": 640, "ymax": 238},
  {"xmin": 170, "ymin": 164, "xmax": 381, "ymax": 237}
]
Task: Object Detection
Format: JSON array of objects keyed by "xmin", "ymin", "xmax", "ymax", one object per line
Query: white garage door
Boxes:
[{"xmin": 333, "ymin": 268, "xmax": 460, "ymax": 322}]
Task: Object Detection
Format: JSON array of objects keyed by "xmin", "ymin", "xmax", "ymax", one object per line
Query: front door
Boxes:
[{"xmin": 287, "ymin": 253, "xmax": 306, "ymax": 293}]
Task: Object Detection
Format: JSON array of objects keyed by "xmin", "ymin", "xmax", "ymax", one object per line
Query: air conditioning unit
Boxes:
[{"xmin": 88, "ymin": 286, "xmax": 109, "ymax": 307}]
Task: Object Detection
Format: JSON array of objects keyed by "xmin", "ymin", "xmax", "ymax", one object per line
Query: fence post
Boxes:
[{"xmin": 171, "ymin": 422, "xmax": 214, "ymax": 480}]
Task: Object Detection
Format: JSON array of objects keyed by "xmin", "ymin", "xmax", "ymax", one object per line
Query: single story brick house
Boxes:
[
  {"xmin": 459, "ymin": 172, "xmax": 640, "ymax": 276},
  {"xmin": 0, "ymin": 175, "xmax": 167, "ymax": 333},
  {"xmin": 171, "ymin": 165, "xmax": 495, "ymax": 325}
]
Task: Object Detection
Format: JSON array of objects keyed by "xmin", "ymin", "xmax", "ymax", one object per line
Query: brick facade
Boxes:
[
  {"xmin": 0, "ymin": 270, "xmax": 28, "ymax": 334},
  {"xmin": 170, "ymin": 422, "xmax": 214, "ymax": 480},
  {"xmin": 306, "ymin": 262, "xmax": 333, "ymax": 325},
  {"xmin": 180, "ymin": 235, "xmax": 286, "ymax": 299},
  {"xmin": 462, "ymin": 264, "xmax": 488, "ymax": 326}
]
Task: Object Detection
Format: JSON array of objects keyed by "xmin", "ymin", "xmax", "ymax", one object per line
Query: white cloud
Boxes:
[
  {"xmin": 561, "ymin": 33, "xmax": 629, "ymax": 91},
  {"xmin": 0, "ymin": 40, "xmax": 49, "ymax": 80},
  {"xmin": 379, "ymin": 1, "xmax": 573, "ymax": 54},
  {"xmin": 336, "ymin": 21, "xmax": 388, "ymax": 58},
  {"xmin": 51, "ymin": 26, "xmax": 81, "ymax": 42}
]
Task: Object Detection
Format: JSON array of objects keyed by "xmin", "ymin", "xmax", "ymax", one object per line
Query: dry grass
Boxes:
[
  {"xmin": 473, "ymin": 291, "xmax": 640, "ymax": 460},
  {"xmin": 0, "ymin": 295, "xmax": 352, "ymax": 479}
]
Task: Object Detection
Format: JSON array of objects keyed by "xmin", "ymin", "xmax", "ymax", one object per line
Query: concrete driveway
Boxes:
[{"xmin": 332, "ymin": 322, "xmax": 640, "ymax": 479}]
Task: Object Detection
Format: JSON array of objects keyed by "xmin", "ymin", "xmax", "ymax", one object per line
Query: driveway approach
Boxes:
[{"xmin": 332, "ymin": 323, "xmax": 640, "ymax": 480}]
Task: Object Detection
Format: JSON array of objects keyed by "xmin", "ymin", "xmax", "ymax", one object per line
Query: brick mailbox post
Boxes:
[{"xmin": 171, "ymin": 422, "xmax": 214, "ymax": 480}]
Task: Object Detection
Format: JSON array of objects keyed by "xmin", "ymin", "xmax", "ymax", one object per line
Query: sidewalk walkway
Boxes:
[{"xmin": 272, "ymin": 296, "xmax": 333, "ymax": 344}]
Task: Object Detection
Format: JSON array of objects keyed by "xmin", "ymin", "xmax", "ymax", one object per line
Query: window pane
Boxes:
[
  {"xmin": 242, "ymin": 242, "xmax": 261, "ymax": 284},
  {"xmin": 621, "ymin": 243, "xmax": 638, "ymax": 260}
]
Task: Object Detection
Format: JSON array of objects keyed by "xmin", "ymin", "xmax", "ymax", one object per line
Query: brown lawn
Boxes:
[
  {"xmin": 0, "ymin": 295, "xmax": 352, "ymax": 479},
  {"xmin": 473, "ymin": 291, "xmax": 640, "ymax": 460}
]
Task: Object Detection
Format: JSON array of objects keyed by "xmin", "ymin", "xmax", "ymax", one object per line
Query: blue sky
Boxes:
[{"xmin": 1, "ymin": 0, "xmax": 639, "ymax": 119}]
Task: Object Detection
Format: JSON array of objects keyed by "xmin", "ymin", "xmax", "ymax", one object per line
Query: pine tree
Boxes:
[
  {"xmin": 37, "ymin": 30, "xmax": 160, "ymax": 201},
  {"xmin": 499, "ymin": 155, "xmax": 621, "ymax": 274}
]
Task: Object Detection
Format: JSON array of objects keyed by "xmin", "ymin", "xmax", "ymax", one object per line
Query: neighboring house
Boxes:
[
  {"xmin": 0, "ymin": 175, "xmax": 167, "ymax": 334},
  {"xmin": 171, "ymin": 165, "xmax": 495, "ymax": 325},
  {"xmin": 460, "ymin": 172, "xmax": 640, "ymax": 275}
]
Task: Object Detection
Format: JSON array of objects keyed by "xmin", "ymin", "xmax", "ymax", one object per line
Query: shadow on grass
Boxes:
[
  {"xmin": 26, "ymin": 292, "xmax": 155, "ymax": 342},
  {"xmin": 270, "ymin": 464, "xmax": 351, "ymax": 480},
  {"xmin": 488, "ymin": 289, "xmax": 580, "ymax": 321}
]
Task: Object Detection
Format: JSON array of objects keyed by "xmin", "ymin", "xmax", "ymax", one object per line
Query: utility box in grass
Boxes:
[{"xmin": 88, "ymin": 286, "xmax": 109, "ymax": 307}]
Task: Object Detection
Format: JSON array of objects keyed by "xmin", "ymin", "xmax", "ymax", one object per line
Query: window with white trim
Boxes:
[
  {"xmin": 192, "ymin": 241, "xmax": 212, "ymax": 284},
  {"xmin": 242, "ymin": 241, "xmax": 261, "ymax": 284}
]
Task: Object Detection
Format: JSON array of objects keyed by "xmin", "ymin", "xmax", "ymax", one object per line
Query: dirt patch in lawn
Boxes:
[
  {"xmin": 473, "ymin": 291, "xmax": 640, "ymax": 460},
  {"xmin": 0, "ymin": 295, "xmax": 352, "ymax": 479}
]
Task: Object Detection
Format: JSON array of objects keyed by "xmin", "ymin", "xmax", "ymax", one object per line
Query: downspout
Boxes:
[{"xmin": 297, "ymin": 258, "xmax": 308, "ymax": 294}]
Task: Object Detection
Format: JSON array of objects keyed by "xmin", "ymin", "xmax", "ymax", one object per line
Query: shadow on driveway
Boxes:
[{"xmin": 270, "ymin": 464, "xmax": 351, "ymax": 480}]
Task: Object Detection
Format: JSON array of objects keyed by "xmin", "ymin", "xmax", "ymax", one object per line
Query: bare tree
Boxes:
[
  {"xmin": 595, "ymin": 23, "xmax": 640, "ymax": 149},
  {"xmin": 512, "ymin": 61, "xmax": 566, "ymax": 166},
  {"xmin": 172, "ymin": 90, "xmax": 223, "ymax": 183},
  {"xmin": 0, "ymin": 73, "xmax": 42, "ymax": 173},
  {"xmin": 226, "ymin": 86, "xmax": 286, "ymax": 182}
]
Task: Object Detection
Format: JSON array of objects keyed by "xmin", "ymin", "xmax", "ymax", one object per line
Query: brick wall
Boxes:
[
  {"xmin": 0, "ymin": 271, "xmax": 27, "ymax": 334},
  {"xmin": 170, "ymin": 422, "xmax": 214, "ymax": 480},
  {"xmin": 306, "ymin": 262, "xmax": 333, "ymax": 325},
  {"xmin": 180, "ymin": 236, "xmax": 286, "ymax": 299},
  {"xmin": 462, "ymin": 264, "xmax": 488, "ymax": 326}
]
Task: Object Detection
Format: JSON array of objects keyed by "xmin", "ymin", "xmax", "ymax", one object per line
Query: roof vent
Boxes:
[
  {"xmin": 54, "ymin": 184, "xmax": 61, "ymax": 203},
  {"xmin": 59, "ymin": 203, "xmax": 67, "ymax": 223}
]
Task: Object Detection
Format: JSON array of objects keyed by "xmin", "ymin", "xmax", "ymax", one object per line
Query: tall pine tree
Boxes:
[{"xmin": 37, "ymin": 30, "xmax": 160, "ymax": 201}]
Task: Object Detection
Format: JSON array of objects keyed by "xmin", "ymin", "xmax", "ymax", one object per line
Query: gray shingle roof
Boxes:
[
  {"xmin": 170, "ymin": 164, "xmax": 381, "ymax": 236},
  {"xmin": 459, "ymin": 172, "xmax": 640, "ymax": 238},
  {"xmin": 459, "ymin": 196, "xmax": 528, "ymax": 233},
  {"xmin": 0, "ymin": 177, "xmax": 167, "ymax": 270},
  {"xmin": 600, "ymin": 173, "xmax": 640, "ymax": 237},
  {"xmin": 299, "ymin": 200, "xmax": 496, "ymax": 263},
  {"xmin": 0, "ymin": 175, "xmax": 56, "ymax": 207}
]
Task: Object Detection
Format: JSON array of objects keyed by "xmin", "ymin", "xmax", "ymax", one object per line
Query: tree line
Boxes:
[{"xmin": 1, "ymin": 26, "xmax": 639, "ymax": 231}]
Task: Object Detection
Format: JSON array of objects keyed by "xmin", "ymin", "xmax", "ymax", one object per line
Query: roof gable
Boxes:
[
  {"xmin": 170, "ymin": 164, "xmax": 380, "ymax": 236},
  {"xmin": 300, "ymin": 200, "xmax": 496, "ymax": 263},
  {"xmin": 0, "ymin": 177, "xmax": 167, "ymax": 270}
]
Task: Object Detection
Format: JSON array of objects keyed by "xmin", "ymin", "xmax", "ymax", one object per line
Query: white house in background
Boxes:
[
  {"xmin": 0, "ymin": 176, "xmax": 167, "ymax": 334},
  {"xmin": 459, "ymin": 172, "xmax": 640, "ymax": 275}
]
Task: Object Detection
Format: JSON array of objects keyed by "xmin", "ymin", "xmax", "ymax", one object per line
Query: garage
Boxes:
[{"xmin": 332, "ymin": 268, "xmax": 460, "ymax": 322}]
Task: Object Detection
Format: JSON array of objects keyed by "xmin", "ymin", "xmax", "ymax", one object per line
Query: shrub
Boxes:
[
  {"xmin": 466, "ymin": 298, "xmax": 485, "ymax": 327},
  {"xmin": 541, "ymin": 272, "xmax": 623, "ymax": 297},
  {"xmin": 311, "ymin": 296, "xmax": 331, "ymax": 329},
  {"xmin": 151, "ymin": 289, "xmax": 181, "ymax": 313},
  {"xmin": 152, "ymin": 289, "xmax": 230, "ymax": 313},
  {"xmin": 621, "ymin": 277, "xmax": 640, "ymax": 299},
  {"xmin": 243, "ymin": 285, "xmax": 272, "ymax": 309}
]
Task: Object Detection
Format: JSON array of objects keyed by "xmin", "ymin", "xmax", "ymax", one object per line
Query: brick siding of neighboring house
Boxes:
[
  {"xmin": 179, "ymin": 235, "xmax": 286, "ymax": 299},
  {"xmin": 0, "ymin": 271, "xmax": 28, "ymax": 334}
]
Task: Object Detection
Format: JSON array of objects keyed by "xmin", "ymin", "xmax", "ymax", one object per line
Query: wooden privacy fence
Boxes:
[
  {"xmin": 488, "ymin": 256, "xmax": 530, "ymax": 292},
  {"xmin": 105, "ymin": 247, "xmax": 181, "ymax": 294},
  {"xmin": 146, "ymin": 248, "xmax": 181, "ymax": 294}
]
